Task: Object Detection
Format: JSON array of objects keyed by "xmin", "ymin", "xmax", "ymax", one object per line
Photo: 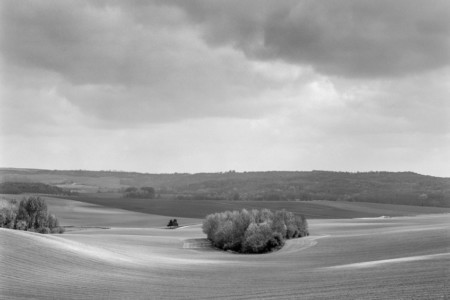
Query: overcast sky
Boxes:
[{"xmin": 1, "ymin": 0, "xmax": 449, "ymax": 176}]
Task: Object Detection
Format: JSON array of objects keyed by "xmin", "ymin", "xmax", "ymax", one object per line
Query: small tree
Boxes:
[
  {"xmin": 15, "ymin": 201, "xmax": 29, "ymax": 229},
  {"xmin": 23, "ymin": 196, "xmax": 48, "ymax": 229},
  {"xmin": 15, "ymin": 220, "xmax": 28, "ymax": 230},
  {"xmin": 0, "ymin": 200, "xmax": 18, "ymax": 228},
  {"xmin": 47, "ymin": 214, "xmax": 59, "ymax": 229},
  {"xmin": 203, "ymin": 214, "xmax": 220, "ymax": 240},
  {"xmin": 167, "ymin": 219, "xmax": 173, "ymax": 227},
  {"xmin": 242, "ymin": 222, "xmax": 273, "ymax": 253}
]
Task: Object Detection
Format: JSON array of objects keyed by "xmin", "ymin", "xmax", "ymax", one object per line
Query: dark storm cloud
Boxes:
[
  {"xmin": 1, "ymin": 0, "xmax": 176, "ymax": 86},
  {"xmin": 168, "ymin": 0, "xmax": 450, "ymax": 78},
  {"xmin": 3, "ymin": 0, "xmax": 448, "ymax": 86}
]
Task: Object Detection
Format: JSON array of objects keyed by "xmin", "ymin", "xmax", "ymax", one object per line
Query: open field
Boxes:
[
  {"xmin": 54, "ymin": 195, "xmax": 450, "ymax": 219},
  {"xmin": 1, "ymin": 197, "xmax": 449, "ymax": 299},
  {"xmin": 0, "ymin": 195, "xmax": 201, "ymax": 228}
]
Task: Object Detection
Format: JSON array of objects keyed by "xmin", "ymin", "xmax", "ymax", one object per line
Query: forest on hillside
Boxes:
[
  {"xmin": 0, "ymin": 169, "xmax": 449, "ymax": 207},
  {"xmin": 0, "ymin": 182, "xmax": 74, "ymax": 196}
]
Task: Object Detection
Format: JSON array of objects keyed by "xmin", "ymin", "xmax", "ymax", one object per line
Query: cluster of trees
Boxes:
[
  {"xmin": 123, "ymin": 186, "xmax": 156, "ymax": 199},
  {"xmin": 167, "ymin": 219, "xmax": 179, "ymax": 228},
  {"xmin": 203, "ymin": 209, "xmax": 308, "ymax": 254},
  {"xmin": 0, "ymin": 182, "xmax": 73, "ymax": 195},
  {"xmin": 0, "ymin": 196, "xmax": 64, "ymax": 234}
]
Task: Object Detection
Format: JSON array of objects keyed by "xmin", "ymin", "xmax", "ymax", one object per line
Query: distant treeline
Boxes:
[
  {"xmin": 1, "ymin": 169, "xmax": 449, "ymax": 207},
  {"xmin": 165, "ymin": 171, "xmax": 450, "ymax": 207},
  {"xmin": 0, "ymin": 182, "xmax": 75, "ymax": 195}
]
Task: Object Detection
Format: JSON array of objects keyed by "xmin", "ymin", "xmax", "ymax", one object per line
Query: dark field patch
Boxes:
[{"xmin": 54, "ymin": 195, "xmax": 450, "ymax": 219}]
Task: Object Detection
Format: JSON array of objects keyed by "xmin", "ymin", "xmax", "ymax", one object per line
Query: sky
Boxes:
[{"xmin": 1, "ymin": 0, "xmax": 449, "ymax": 176}]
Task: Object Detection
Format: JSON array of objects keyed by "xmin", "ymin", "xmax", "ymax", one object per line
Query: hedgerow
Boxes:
[{"xmin": 203, "ymin": 209, "xmax": 308, "ymax": 254}]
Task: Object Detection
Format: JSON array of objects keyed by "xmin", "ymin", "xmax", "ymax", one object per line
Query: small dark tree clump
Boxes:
[
  {"xmin": 203, "ymin": 209, "xmax": 308, "ymax": 254},
  {"xmin": 0, "ymin": 196, "xmax": 65, "ymax": 234},
  {"xmin": 167, "ymin": 219, "xmax": 179, "ymax": 228}
]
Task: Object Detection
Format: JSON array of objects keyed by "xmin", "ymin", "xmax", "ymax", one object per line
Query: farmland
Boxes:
[
  {"xmin": 54, "ymin": 194, "xmax": 450, "ymax": 219},
  {"xmin": 2, "ymin": 168, "xmax": 449, "ymax": 207},
  {"xmin": 1, "ymin": 196, "xmax": 449, "ymax": 299}
]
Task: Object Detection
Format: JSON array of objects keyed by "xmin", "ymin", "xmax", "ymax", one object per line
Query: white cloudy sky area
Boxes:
[{"xmin": 1, "ymin": 0, "xmax": 449, "ymax": 176}]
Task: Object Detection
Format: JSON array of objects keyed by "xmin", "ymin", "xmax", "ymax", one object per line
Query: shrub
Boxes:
[
  {"xmin": 273, "ymin": 210, "xmax": 298, "ymax": 239},
  {"xmin": 24, "ymin": 196, "xmax": 48, "ymax": 229},
  {"xmin": 0, "ymin": 200, "xmax": 18, "ymax": 228},
  {"xmin": 268, "ymin": 232, "xmax": 284, "ymax": 249},
  {"xmin": 271, "ymin": 211, "xmax": 287, "ymax": 238},
  {"xmin": 15, "ymin": 220, "xmax": 28, "ymax": 230},
  {"xmin": 166, "ymin": 219, "xmax": 179, "ymax": 228},
  {"xmin": 229, "ymin": 209, "xmax": 252, "ymax": 251},
  {"xmin": 214, "ymin": 219, "xmax": 234, "ymax": 250},
  {"xmin": 254, "ymin": 208, "xmax": 273, "ymax": 224},
  {"xmin": 202, "ymin": 209, "xmax": 308, "ymax": 254},
  {"xmin": 37, "ymin": 227, "xmax": 50, "ymax": 234},
  {"xmin": 295, "ymin": 214, "xmax": 309, "ymax": 237},
  {"xmin": 203, "ymin": 213, "xmax": 221, "ymax": 240},
  {"xmin": 51, "ymin": 226, "xmax": 65, "ymax": 234},
  {"xmin": 47, "ymin": 214, "xmax": 59, "ymax": 229}
]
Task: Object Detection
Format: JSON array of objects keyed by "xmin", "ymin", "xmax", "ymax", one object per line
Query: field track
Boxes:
[{"xmin": 1, "ymin": 199, "xmax": 449, "ymax": 299}]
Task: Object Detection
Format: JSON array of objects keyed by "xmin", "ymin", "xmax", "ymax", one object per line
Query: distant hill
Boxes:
[
  {"xmin": 0, "ymin": 168, "xmax": 449, "ymax": 207},
  {"xmin": 0, "ymin": 181, "xmax": 72, "ymax": 195}
]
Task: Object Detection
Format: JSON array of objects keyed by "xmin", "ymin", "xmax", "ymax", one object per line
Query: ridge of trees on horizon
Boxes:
[
  {"xmin": 0, "ymin": 182, "xmax": 75, "ymax": 196},
  {"xmin": 203, "ymin": 209, "xmax": 309, "ymax": 254},
  {"xmin": 0, "ymin": 196, "xmax": 65, "ymax": 234},
  {"xmin": 1, "ymin": 170, "xmax": 448, "ymax": 207}
]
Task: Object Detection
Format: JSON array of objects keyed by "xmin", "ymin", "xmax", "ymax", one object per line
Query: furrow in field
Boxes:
[{"xmin": 1, "ymin": 213, "xmax": 448, "ymax": 299}]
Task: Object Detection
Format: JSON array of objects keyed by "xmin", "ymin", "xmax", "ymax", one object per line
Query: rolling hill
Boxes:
[
  {"xmin": 1, "ymin": 203, "xmax": 448, "ymax": 299},
  {"xmin": 1, "ymin": 168, "xmax": 449, "ymax": 207}
]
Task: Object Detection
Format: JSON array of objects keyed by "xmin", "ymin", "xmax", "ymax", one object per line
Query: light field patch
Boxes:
[{"xmin": 324, "ymin": 253, "xmax": 450, "ymax": 270}]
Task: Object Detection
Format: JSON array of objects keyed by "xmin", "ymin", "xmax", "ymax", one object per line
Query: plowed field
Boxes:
[{"xmin": 1, "ymin": 199, "xmax": 448, "ymax": 299}]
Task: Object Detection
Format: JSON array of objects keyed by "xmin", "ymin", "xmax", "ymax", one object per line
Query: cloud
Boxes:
[
  {"xmin": 168, "ymin": 0, "xmax": 450, "ymax": 78},
  {"xmin": 0, "ymin": 0, "xmax": 448, "ymax": 176},
  {"xmin": 1, "ymin": 0, "xmax": 304, "ymax": 127},
  {"xmin": 3, "ymin": 0, "xmax": 448, "ymax": 129}
]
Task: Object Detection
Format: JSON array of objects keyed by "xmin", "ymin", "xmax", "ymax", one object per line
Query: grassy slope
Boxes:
[
  {"xmin": 0, "ymin": 194, "xmax": 202, "ymax": 228},
  {"xmin": 1, "ymin": 213, "xmax": 448, "ymax": 299},
  {"xmin": 55, "ymin": 195, "xmax": 450, "ymax": 219}
]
